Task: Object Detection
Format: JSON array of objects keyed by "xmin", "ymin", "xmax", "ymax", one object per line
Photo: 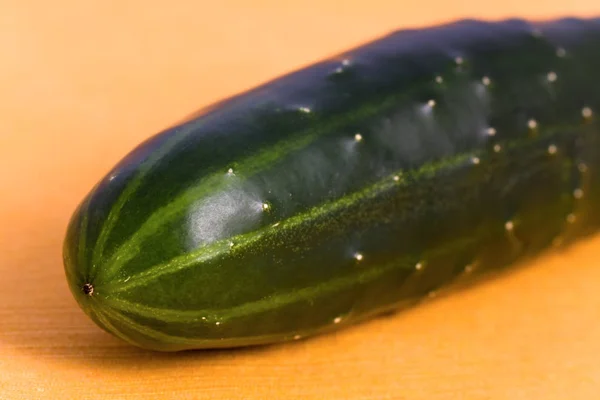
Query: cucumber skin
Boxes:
[{"xmin": 63, "ymin": 17, "xmax": 600, "ymax": 351}]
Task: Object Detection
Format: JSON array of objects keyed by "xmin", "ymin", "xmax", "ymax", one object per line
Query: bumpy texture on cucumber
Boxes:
[{"xmin": 64, "ymin": 17, "xmax": 600, "ymax": 351}]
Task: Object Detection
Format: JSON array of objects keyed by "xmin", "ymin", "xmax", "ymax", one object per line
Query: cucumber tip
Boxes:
[{"xmin": 82, "ymin": 283, "xmax": 94, "ymax": 296}]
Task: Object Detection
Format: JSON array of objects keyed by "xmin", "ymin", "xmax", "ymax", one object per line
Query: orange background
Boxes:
[{"xmin": 2, "ymin": 1, "xmax": 600, "ymax": 399}]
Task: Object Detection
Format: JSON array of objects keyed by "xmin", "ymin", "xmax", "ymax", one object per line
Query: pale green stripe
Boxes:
[
  {"xmin": 96, "ymin": 94, "xmax": 406, "ymax": 283},
  {"xmin": 96, "ymin": 235, "xmax": 483, "ymax": 350},
  {"xmin": 99, "ymin": 293, "xmax": 427, "ymax": 350},
  {"xmin": 99, "ymin": 304, "xmax": 316, "ymax": 350},
  {"xmin": 103, "ymin": 230, "xmax": 481, "ymax": 324},
  {"xmin": 104, "ymin": 152, "xmax": 476, "ymax": 294},
  {"xmin": 95, "ymin": 129, "xmax": 317, "ymax": 283},
  {"xmin": 104, "ymin": 165, "xmax": 411, "ymax": 293},
  {"xmin": 100, "ymin": 304, "xmax": 221, "ymax": 347},
  {"xmin": 91, "ymin": 129, "xmax": 191, "ymax": 277},
  {"xmin": 93, "ymin": 307, "xmax": 142, "ymax": 348},
  {"xmin": 103, "ymin": 252, "xmax": 417, "ymax": 323},
  {"xmin": 111, "ymin": 238, "xmax": 235, "ymax": 292}
]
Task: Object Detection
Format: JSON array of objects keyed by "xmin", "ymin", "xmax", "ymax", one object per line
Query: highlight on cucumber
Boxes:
[{"xmin": 63, "ymin": 17, "xmax": 600, "ymax": 351}]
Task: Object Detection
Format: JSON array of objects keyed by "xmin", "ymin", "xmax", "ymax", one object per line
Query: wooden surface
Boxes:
[{"xmin": 2, "ymin": 1, "xmax": 600, "ymax": 399}]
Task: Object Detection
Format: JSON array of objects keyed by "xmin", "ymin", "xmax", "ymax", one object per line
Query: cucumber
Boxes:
[{"xmin": 64, "ymin": 17, "xmax": 600, "ymax": 351}]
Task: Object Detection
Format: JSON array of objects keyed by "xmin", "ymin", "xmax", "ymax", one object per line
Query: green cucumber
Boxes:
[{"xmin": 64, "ymin": 17, "xmax": 600, "ymax": 351}]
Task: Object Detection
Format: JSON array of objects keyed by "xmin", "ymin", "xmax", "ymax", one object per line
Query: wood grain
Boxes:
[{"xmin": 1, "ymin": 1, "xmax": 600, "ymax": 399}]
